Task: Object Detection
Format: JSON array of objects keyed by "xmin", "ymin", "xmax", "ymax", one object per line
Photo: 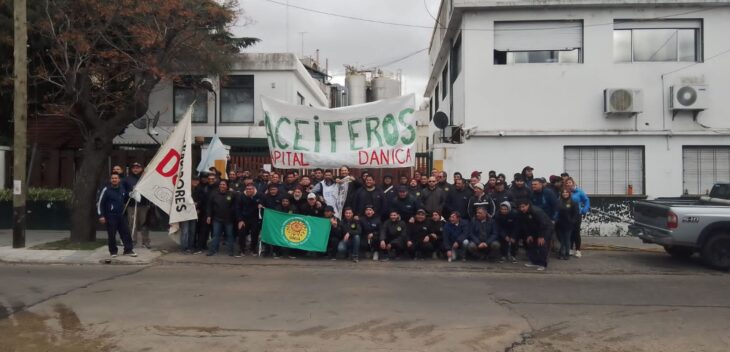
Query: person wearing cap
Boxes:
[
  {"xmin": 122, "ymin": 162, "xmax": 152, "ymax": 249},
  {"xmin": 488, "ymin": 170, "xmax": 497, "ymax": 179},
  {"xmin": 507, "ymin": 174, "xmax": 532, "ymax": 205},
  {"xmin": 494, "ymin": 201, "xmax": 519, "ymax": 263},
  {"xmin": 446, "ymin": 178, "xmax": 473, "ymax": 220},
  {"xmin": 470, "ymin": 170, "xmax": 482, "ymax": 181},
  {"xmin": 236, "ymin": 183, "xmax": 263, "ymax": 256},
  {"xmin": 442, "ymin": 211, "xmax": 470, "ymax": 262},
  {"xmin": 521, "ymin": 166, "xmax": 535, "ymax": 184},
  {"xmin": 406, "ymin": 209, "xmax": 436, "ymax": 260},
  {"xmin": 420, "ymin": 176, "xmax": 447, "ymax": 215},
  {"xmin": 491, "ymin": 180, "xmax": 510, "ymax": 206},
  {"xmin": 387, "ymin": 185, "xmax": 422, "ymax": 223},
  {"xmin": 547, "ymin": 175, "xmax": 563, "ymax": 195},
  {"xmin": 338, "ymin": 207, "xmax": 362, "ymax": 262},
  {"xmin": 300, "ymin": 193, "xmax": 325, "ymax": 217},
  {"xmin": 379, "ymin": 211, "xmax": 408, "ymax": 261},
  {"xmin": 359, "ymin": 204, "xmax": 382, "ymax": 260},
  {"xmin": 427, "ymin": 210, "xmax": 446, "ymax": 259},
  {"xmin": 515, "ymin": 199, "xmax": 554, "ymax": 271},
  {"xmin": 467, "ymin": 182, "xmax": 495, "ymax": 220},
  {"xmin": 324, "ymin": 205, "xmax": 345, "ymax": 260},
  {"xmin": 467, "ymin": 207, "xmax": 501, "ymax": 261},
  {"xmin": 353, "ymin": 175, "xmax": 385, "ymax": 218}
]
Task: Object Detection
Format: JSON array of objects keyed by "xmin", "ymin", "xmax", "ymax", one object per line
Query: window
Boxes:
[
  {"xmin": 613, "ymin": 20, "xmax": 702, "ymax": 62},
  {"xmin": 297, "ymin": 92, "xmax": 305, "ymax": 105},
  {"xmin": 441, "ymin": 65, "xmax": 448, "ymax": 100},
  {"xmin": 429, "ymin": 98, "xmax": 433, "ymax": 121},
  {"xmin": 434, "ymin": 86, "xmax": 440, "ymax": 112},
  {"xmin": 173, "ymin": 76, "xmax": 208, "ymax": 123},
  {"xmin": 450, "ymin": 35, "xmax": 462, "ymax": 83},
  {"xmin": 220, "ymin": 75, "xmax": 254, "ymax": 123},
  {"xmin": 683, "ymin": 147, "xmax": 730, "ymax": 195},
  {"xmin": 494, "ymin": 21, "xmax": 583, "ymax": 65},
  {"xmin": 564, "ymin": 146, "xmax": 644, "ymax": 195}
]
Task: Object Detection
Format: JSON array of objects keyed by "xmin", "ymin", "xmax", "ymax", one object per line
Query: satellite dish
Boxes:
[
  {"xmin": 132, "ymin": 117, "xmax": 147, "ymax": 129},
  {"xmin": 433, "ymin": 111, "xmax": 449, "ymax": 130}
]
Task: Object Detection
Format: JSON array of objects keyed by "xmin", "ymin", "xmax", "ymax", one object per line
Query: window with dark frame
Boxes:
[
  {"xmin": 613, "ymin": 20, "xmax": 702, "ymax": 63},
  {"xmin": 435, "ymin": 86, "xmax": 440, "ymax": 112},
  {"xmin": 220, "ymin": 75, "xmax": 254, "ymax": 123},
  {"xmin": 441, "ymin": 65, "xmax": 448, "ymax": 100},
  {"xmin": 173, "ymin": 75, "xmax": 208, "ymax": 123},
  {"xmin": 450, "ymin": 35, "xmax": 462, "ymax": 84},
  {"xmin": 493, "ymin": 20, "xmax": 584, "ymax": 65}
]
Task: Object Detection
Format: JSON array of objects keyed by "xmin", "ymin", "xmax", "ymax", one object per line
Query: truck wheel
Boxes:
[
  {"xmin": 701, "ymin": 233, "xmax": 730, "ymax": 270},
  {"xmin": 664, "ymin": 246, "xmax": 694, "ymax": 259}
]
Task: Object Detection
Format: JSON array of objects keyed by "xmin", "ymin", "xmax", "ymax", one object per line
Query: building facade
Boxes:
[{"xmin": 426, "ymin": 0, "xmax": 730, "ymax": 198}]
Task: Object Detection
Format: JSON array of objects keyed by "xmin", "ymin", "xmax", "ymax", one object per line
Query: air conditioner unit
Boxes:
[
  {"xmin": 671, "ymin": 85, "xmax": 707, "ymax": 111},
  {"xmin": 604, "ymin": 89, "xmax": 642, "ymax": 114}
]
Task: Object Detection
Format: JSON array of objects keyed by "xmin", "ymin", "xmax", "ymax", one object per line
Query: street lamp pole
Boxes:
[{"xmin": 200, "ymin": 78, "xmax": 218, "ymax": 134}]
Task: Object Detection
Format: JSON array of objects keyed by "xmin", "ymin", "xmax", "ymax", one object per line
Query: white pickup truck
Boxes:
[{"xmin": 629, "ymin": 183, "xmax": 730, "ymax": 270}]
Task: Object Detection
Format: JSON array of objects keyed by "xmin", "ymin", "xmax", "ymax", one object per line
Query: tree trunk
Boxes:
[{"xmin": 69, "ymin": 136, "xmax": 113, "ymax": 242}]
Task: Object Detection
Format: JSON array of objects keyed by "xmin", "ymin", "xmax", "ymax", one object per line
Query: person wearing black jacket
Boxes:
[
  {"xmin": 406, "ymin": 209, "xmax": 435, "ymax": 260},
  {"xmin": 389, "ymin": 186, "xmax": 422, "ymax": 222},
  {"xmin": 236, "ymin": 184, "xmax": 263, "ymax": 256},
  {"xmin": 359, "ymin": 205, "xmax": 382, "ymax": 260},
  {"xmin": 494, "ymin": 201, "xmax": 519, "ymax": 263},
  {"xmin": 338, "ymin": 207, "xmax": 362, "ymax": 262},
  {"xmin": 515, "ymin": 200, "xmax": 554, "ymax": 270},
  {"xmin": 507, "ymin": 174, "xmax": 532, "ymax": 205},
  {"xmin": 262, "ymin": 183, "xmax": 285, "ymax": 209},
  {"xmin": 446, "ymin": 178, "xmax": 473, "ymax": 220},
  {"xmin": 299, "ymin": 193, "xmax": 325, "ymax": 217},
  {"xmin": 353, "ymin": 175, "xmax": 385, "ymax": 218},
  {"xmin": 324, "ymin": 206, "xmax": 344, "ymax": 259},
  {"xmin": 467, "ymin": 207, "xmax": 501, "ymax": 261},
  {"xmin": 379, "ymin": 211, "xmax": 408, "ymax": 261},
  {"xmin": 467, "ymin": 183, "xmax": 495, "ymax": 219},
  {"xmin": 206, "ymin": 180, "xmax": 238, "ymax": 257},
  {"xmin": 427, "ymin": 211, "xmax": 445, "ymax": 259},
  {"xmin": 491, "ymin": 180, "xmax": 510, "ymax": 207},
  {"xmin": 556, "ymin": 188, "xmax": 580, "ymax": 260},
  {"xmin": 98, "ymin": 173, "xmax": 136, "ymax": 257}
]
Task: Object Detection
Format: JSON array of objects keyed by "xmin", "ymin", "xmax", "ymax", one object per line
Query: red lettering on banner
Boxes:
[
  {"xmin": 156, "ymin": 149, "xmax": 181, "ymax": 185},
  {"xmin": 358, "ymin": 148, "xmax": 412, "ymax": 166},
  {"xmin": 272, "ymin": 150, "xmax": 310, "ymax": 167}
]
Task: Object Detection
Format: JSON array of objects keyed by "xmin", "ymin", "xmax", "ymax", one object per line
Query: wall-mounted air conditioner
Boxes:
[{"xmin": 604, "ymin": 89, "xmax": 643, "ymax": 115}]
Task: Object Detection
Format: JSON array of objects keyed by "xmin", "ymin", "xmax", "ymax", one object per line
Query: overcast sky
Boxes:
[{"xmin": 234, "ymin": 0, "xmax": 442, "ymax": 105}]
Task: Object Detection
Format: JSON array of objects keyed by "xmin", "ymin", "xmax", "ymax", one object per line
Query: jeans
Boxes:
[
  {"xmin": 467, "ymin": 240, "xmax": 501, "ymax": 259},
  {"xmin": 558, "ymin": 228, "xmax": 572, "ymax": 257},
  {"xmin": 127, "ymin": 204, "xmax": 150, "ymax": 246},
  {"xmin": 337, "ymin": 235, "xmax": 361, "ymax": 259},
  {"xmin": 526, "ymin": 236, "xmax": 551, "ymax": 267},
  {"xmin": 209, "ymin": 220, "xmax": 235, "ymax": 256},
  {"xmin": 500, "ymin": 238, "xmax": 518, "ymax": 258},
  {"xmin": 106, "ymin": 215, "xmax": 133, "ymax": 255},
  {"xmin": 180, "ymin": 219, "xmax": 197, "ymax": 252},
  {"xmin": 571, "ymin": 217, "xmax": 582, "ymax": 251}
]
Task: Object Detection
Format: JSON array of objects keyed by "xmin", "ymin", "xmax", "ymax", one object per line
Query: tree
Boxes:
[{"xmin": 7, "ymin": 0, "xmax": 257, "ymax": 241}]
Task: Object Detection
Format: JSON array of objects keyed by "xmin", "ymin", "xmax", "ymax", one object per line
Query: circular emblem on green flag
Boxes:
[{"xmin": 282, "ymin": 218, "xmax": 310, "ymax": 245}]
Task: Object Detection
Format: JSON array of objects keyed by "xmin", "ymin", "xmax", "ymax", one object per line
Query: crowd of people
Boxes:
[{"xmin": 97, "ymin": 163, "xmax": 591, "ymax": 271}]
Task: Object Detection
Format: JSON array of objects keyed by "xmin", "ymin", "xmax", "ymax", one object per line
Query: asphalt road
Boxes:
[{"xmin": 1, "ymin": 250, "xmax": 729, "ymax": 352}]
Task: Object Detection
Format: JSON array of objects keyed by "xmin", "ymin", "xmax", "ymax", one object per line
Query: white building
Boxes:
[
  {"xmin": 116, "ymin": 53, "xmax": 328, "ymax": 151},
  {"xmin": 426, "ymin": 0, "xmax": 730, "ymax": 198}
]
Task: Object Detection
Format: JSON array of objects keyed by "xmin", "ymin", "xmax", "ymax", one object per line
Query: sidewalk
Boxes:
[
  {"xmin": 0, "ymin": 230, "xmax": 174, "ymax": 265},
  {"xmin": 0, "ymin": 229, "xmax": 661, "ymax": 265}
]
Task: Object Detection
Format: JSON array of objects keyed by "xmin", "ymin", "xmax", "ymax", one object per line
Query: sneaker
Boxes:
[
  {"xmin": 235, "ymin": 252, "xmax": 244, "ymax": 258},
  {"xmin": 569, "ymin": 249, "xmax": 575, "ymax": 256},
  {"xmin": 111, "ymin": 254, "xmax": 118, "ymax": 258},
  {"xmin": 461, "ymin": 257, "xmax": 466, "ymax": 262},
  {"xmin": 143, "ymin": 244, "xmax": 151, "ymax": 250},
  {"xmin": 499, "ymin": 256, "xmax": 506, "ymax": 263},
  {"xmin": 352, "ymin": 258, "xmax": 359, "ymax": 263},
  {"xmin": 193, "ymin": 251, "xmax": 202, "ymax": 255},
  {"xmin": 536, "ymin": 266, "xmax": 546, "ymax": 271},
  {"xmin": 206, "ymin": 252, "xmax": 215, "ymax": 256},
  {"xmin": 509, "ymin": 256, "xmax": 518, "ymax": 263},
  {"xmin": 575, "ymin": 250, "xmax": 582, "ymax": 258},
  {"xmin": 432, "ymin": 252, "xmax": 438, "ymax": 260},
  {"xmin": 330, "ymin": 257, "xmax": 337, "ymax": 261},
  {"xmin": 288, "ymin": 255, "xmax": 296, "ymax": 259},
  {"xmin": 524, "ymin": 263, "xmax": 538, "ymax": 268},
  {"xmin": 125, "ymin": 251, "xmax": 138, "ymax": 257},
  {"xmin": 373, "ymin": 252, "xmax": 379, "ymax": 261},
  {"xmin": 380, "ymin": 256, "xmax": 390, "ymax": 262}
]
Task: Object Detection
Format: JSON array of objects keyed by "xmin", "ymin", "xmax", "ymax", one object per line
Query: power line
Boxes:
[
  {"xmin": 662, "ymin": 47, "xmax": 730, "ymax": 77},
  {"xmin": 263, "ymin": 0, "xmax": 730, "ymax": 32}
]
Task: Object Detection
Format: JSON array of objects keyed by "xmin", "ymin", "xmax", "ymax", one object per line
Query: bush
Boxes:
[{"xmin": 0, "ymin": 188, "xmax": 73, "ymax": 202}]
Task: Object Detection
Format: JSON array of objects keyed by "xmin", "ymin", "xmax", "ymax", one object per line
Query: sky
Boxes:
[{"xmin": 233, "ymin": 0, "xmax": 442, "ymax": 105}]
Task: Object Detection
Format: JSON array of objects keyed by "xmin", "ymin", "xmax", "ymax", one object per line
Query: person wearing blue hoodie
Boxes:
[
  {"xmin": 97, "ymin": 173, "xmax": 136, "ymax": 258},
  {"xmin": 565, "ymin": 177, "xmax": 590, "ymax": 258},
  {"xmin": 530, "ymin": 179, "xmax": 559, "ymax": 221}
]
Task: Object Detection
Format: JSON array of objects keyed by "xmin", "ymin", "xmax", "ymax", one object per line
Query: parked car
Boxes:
[{"xmin": 629, "ymin": 183, "xmax": 730, "ymax": 270}]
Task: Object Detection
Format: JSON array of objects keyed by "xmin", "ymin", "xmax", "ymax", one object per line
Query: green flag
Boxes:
[{"xmin": 261, "ymin": 209, "xmax": 331, "ymax": 252}]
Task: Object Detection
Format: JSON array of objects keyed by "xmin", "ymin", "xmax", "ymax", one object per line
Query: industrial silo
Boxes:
[
  {"xmin": 372, "ymin": 76, "xmax": 401, "ymax": 101},
  {"xmin": 345, "ymin": 73, "xmax": 367, "ymax": 106}
]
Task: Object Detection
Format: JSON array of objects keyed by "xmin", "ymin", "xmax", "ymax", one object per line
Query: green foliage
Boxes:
[{"xmin": 0, "ymin": 188, "xmax": 73, "ymax": 202}]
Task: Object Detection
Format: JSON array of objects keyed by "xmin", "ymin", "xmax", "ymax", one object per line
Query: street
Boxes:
[{"xmin": 2, "ymin": 250, "xmax": 729, "ymax": 352}]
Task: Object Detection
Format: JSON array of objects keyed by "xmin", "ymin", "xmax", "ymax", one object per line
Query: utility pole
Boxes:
[
  {"xmin": 12, "ymin": 0, "xmax": 27, "ymax": 248},
  {"xmin": 285, "ymin": 0, "xmax": 289, "ymax": 53}
]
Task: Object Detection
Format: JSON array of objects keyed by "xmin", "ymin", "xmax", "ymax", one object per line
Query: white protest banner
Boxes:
[
  {"xmin": 134, "ymin": 104, "xmax": 198, "ymax": 236},
  {"xmin": 261, "ymin": 94, "xmax": 416, "ymax": 169}
]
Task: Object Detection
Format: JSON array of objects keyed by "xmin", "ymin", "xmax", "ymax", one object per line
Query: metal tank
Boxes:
[
  {"xmin": 345, "ymin": 73, "xmax": 367, "ymax": 106},
  {"xmin": 372, "ymin": 76, "xmax": 401, "ymax": 101}
]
